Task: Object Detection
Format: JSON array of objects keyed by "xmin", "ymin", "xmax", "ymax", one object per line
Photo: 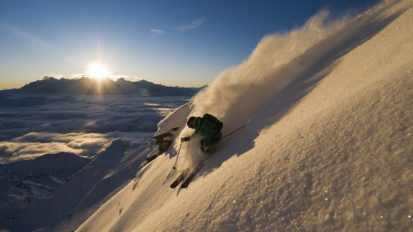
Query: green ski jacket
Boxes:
[{"xmin": 182, "ymin": 117, "xmax": 222, "ymax": 147}]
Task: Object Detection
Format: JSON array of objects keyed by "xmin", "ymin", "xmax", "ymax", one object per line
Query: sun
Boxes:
[{"xmin": 88, "ymin": 63, "xmax": 109, "ymax": 80}]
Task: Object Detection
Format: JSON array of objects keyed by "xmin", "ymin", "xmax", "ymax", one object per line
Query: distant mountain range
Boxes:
[{"xmin": 3, "ymin": 77, "xmax": 201, "ymax": 96}]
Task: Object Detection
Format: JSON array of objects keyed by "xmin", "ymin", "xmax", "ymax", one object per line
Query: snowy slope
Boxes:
[
  {"xmin": 75, "ymin": 0, "xmax": 413, "ymax": 231},
  {"xmin": 0, "ymin": 152, "xmax": 90, "ymax": 231},
  {"xmin": 0, "ymin": 140, "xmax": 158, "ymax": 231},
  {"xmin": 45, "ymin": 140, "xmax": 159, "ymax": 232}
]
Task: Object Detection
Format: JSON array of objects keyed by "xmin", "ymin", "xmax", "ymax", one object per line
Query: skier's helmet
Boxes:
[{"xmin": 187, "ymin": 116, "xmax": 196, "ymax": 128}]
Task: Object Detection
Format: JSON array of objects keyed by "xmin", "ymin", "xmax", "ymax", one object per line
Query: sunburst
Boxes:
[{"xmin": 88, "ymin": 63, "xmax": 109, "ymax": 80}]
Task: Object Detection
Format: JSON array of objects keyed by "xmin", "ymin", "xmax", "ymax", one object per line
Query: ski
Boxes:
[
  {"xmin": 171, "ymin": 124, "xmax": 247, "ymax": 189},
  {"xmin": 180, "ymin": 158, "xmax": 208, "ymax": 188},
  {"xmin": 170, "ymin": 157, "xmax": 207, "ymax": 189},
  {"xmin": 180, "ymin": 172, "xmax": 197, "ymax": 188},
  {"xmin": 170, "ymin": 172, "xmax": 186, "ymax": 188}
]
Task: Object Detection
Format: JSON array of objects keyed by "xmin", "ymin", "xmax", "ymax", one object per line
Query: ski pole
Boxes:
[
  {"xmin": 222, "ymin": 124, "xmax": 246, "ymax": 139},
  {"xmin": 172, "ymin": 141, "xmax": 183, "ymax": 169}
]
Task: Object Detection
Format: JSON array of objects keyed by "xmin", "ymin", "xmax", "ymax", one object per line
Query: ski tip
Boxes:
[
  {"xmin": 180, "ymin": 173, "xmax": 196, "ymax": 188},
  {"xmin": 170, "ymin": 173, "xmax": 186, "ymax": 189},
  {"xmin": 170, "ymin": 181, "xmax": 180, "ymax": 189}
]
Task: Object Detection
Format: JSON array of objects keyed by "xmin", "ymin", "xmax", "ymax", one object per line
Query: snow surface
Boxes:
[
  {"xmin": 0, "ymin": 140, "xmax": 161, "ymax": 231},
  {"xmin": 154, "ymin": 103, "xmax": 191, "ymax": 137},
  {"xmin": 13, "ymin": 0, "xmax": 413, "ymax": 231}
]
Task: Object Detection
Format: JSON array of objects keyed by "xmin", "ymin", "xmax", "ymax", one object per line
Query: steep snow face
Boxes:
[{"xmin": 76, "ymin": 0, "xmax": 413, "ymax": 231}]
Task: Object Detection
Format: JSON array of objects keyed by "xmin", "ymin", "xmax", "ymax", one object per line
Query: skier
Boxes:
[
  {"xmin": 171, "ymin": 114, "xmax": 244, "ymax": 189},
  {"xmin": 181, "ymin": 113, "xmax": 223, "ymax": 151}
]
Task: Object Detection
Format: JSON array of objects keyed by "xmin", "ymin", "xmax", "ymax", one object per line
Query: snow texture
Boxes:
[
  {"xmin": 69, "ymin": 1, "xmax": 413, "ymax": 232},
  {"xmin": 75, "ymin": 1, "xmax": 413, "ymax": 231},
  {"xmin": 5, "ymin": 0, "xmax": 413, "ymax": 231}
]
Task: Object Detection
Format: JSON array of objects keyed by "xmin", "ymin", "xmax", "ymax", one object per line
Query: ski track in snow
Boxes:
[
  {"xmin": 3, "ymin": 0, "xmax": 413, "ymax": 231},
  {"xmin": 75, "ymin": 1, "xmax": 413, "ymax": 231}
]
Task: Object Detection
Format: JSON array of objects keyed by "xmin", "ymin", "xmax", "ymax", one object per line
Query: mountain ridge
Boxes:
[{"xmin": 2, "ymin": 76, "xmax": 201, "ymax": 96}]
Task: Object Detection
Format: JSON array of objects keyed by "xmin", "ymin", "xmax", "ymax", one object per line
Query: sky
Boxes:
[{"xmin": 0, "ymin": 0, "xmax": 380, "ymax": 89}]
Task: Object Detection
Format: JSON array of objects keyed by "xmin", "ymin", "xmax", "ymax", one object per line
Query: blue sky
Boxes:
[{"xmin": 0, "ymin": 0, "xmax": 379, "ymax": 89}]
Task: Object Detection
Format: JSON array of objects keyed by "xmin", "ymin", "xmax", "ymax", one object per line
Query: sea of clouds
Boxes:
[{"xmin": 0, "ymin": 93, "xmax": 188, "ymax": 163}]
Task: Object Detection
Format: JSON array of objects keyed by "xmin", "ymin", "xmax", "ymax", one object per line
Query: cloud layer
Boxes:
[{"xmin": 0, "ymin": 94, "xmax": 188, "ymax": 163}]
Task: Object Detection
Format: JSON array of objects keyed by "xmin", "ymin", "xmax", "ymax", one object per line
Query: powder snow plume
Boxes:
[
  {"xmin": 191, "ymin": 10, "xmax": 342, "ymax": 131},
  {"xmin": 178, "ymin": 10, "xmax": 346, "ymax": 170}
]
